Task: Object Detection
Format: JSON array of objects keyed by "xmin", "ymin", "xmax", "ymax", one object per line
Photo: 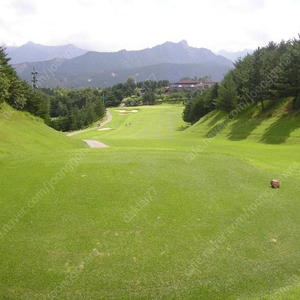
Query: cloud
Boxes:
[
  {"xmin": 9, "ymin": 0, "xmax": 38, "ymax": 15},
  {"xmin": 222, "ymin": 0, "xmax": 266, "ymax": 12},
  {"xmin": 1, "ymin": 0, "xmax": 299, "ymax": 52}
]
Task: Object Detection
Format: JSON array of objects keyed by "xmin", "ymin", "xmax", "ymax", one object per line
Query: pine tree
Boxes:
[{"xmin": 215, "ymin": 76, "xmax": 237, "ymax": 115}]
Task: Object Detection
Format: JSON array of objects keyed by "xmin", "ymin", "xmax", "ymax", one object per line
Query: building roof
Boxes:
[{"xmin": 173, "ymin": 80, "xmax": 201, "ymax": 85}]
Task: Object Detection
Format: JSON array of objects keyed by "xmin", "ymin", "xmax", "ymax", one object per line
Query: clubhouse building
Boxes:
[{"xmin": 169, "ymin": 80, "xmax": 216, "ymax": 92}]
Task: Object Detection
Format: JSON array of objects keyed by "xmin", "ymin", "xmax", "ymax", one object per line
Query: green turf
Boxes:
[
  {"xmin": 0, "ymin": 103, "xmax": 85, "ymax": 156},
  {"xmin": 1, "ymin": 103, "xmax": 300, "ymax": 299}
]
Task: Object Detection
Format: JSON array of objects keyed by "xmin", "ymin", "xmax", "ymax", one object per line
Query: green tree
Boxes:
[
  {"xmin": 275, "ymin": 40, "xmax": 300, "ymax": 109},
  {"xmin": 0, "ymin": 47, "xmax": 28, "ymax": 109},
  {"xmin": 24, "ymin": 89, "xmax": 50, "ymax": 122},
  {"xmin": 0, "ymin": 47, "xmax": 11, "ymax": 105},
  {"xmin": 142, "ymin": 91, "xmax": 155, "ymax": 105},
  {"xmin": 103, "ymin": 89, "xmax": 119, "ymax": 107},
  {"xmin": 94, "ymin": 98, "xmax": 105, "ymax": 119},
  {"xmin": 0, "ymin": 74, "xmax": 10, "ymax": 105},
  {"xmin": 203, "ymin": 83, "xmax": 219, "ymax": 111},
  {"xmin": 247, "ymin": 47, "xmax": 266, "ymax": 111},
  {"xmin": 182, "ymin": 91, "xmax": 213, "ymax": 124},
  {"xmin": 182, "ymin": 100, "xmax": 194, "ymax": 124},
  {"xmin": 215, "ymin": 76, "xmax": 237, "ymax": 115}
]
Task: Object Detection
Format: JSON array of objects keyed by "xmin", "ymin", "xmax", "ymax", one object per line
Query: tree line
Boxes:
[
  {"xmin": 45, "ymin": 78, "xmax": 170, "ymax": 131},
  {"xmin": 0, "ymin": 46, "xmax": 171, "ymax": 132},
  {"xmin": 42, "ymin": 87, "xmax": 106, "ymax": 131},
  {"xmin": 183, "ymin": 38, "xmax": 300, "ymax": 124},
  {"xmin": 0, "ymin": 46, "xmax": 106, "ymax": 132},
  {"xmin": 0, "ymin": 46, "xmax": 49, "ymax": 121}
]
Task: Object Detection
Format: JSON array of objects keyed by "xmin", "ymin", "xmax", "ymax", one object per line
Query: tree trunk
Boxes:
[
  {"xmin": 292, "ymin": 92, "xmax": 298, "ymax": 110},
  {"xmin": 260, "ymin": 100, "xmax": 265, "ymax": 112}
]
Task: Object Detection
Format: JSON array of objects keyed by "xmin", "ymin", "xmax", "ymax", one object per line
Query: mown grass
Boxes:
[
  {"xmin": 0, "ymin": 103, "xmax": 85, "ymax": 156},
  {"xmin": 1, "ymin": 102, "xmax": 300, "ymax": 299}
]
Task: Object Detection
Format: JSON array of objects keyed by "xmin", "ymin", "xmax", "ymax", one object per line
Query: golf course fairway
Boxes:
[{"xmin": 1, "ymin": 104, "xmax": 300, "ymax": 299}]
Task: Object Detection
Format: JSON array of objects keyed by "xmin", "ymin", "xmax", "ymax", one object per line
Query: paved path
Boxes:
[
  {"xmin": 83, "ymin": 140, "xmax": 109, "ymax": 148},
  {"xmin": 67, "ymin": 110, "xmax": 112, "ymax": 148},
  {"xmin": 67, "ymin": 110, "xmax": 112, "ymax": 137}
]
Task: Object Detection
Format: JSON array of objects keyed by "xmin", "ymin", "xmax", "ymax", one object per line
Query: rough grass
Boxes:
[{"xmin": 1, "ymin": 102, "xmax": 300, "ymax": 299}]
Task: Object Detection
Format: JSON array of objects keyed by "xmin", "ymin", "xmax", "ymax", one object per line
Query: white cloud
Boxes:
[{"xmin": 0, "ymin": 0, "xmax": 299, "ymax": 52}]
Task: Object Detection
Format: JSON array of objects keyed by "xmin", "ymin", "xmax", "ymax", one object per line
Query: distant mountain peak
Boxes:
[
  {"xmin": 179, "ymin": 39, "xmax": 189, "ymax": 48},
  {"xmin": 25, "ymin": 41, "xmax": 36, "ymax": 46},
  {"xmin": 215, "ymin": 48, "xmax": 254, "ymax": 61},
  {"xmin": 13, "ymin": 40, "xmax": 233, "ymax": 88},
  {"xmin": 7, "ymin": 42, "xmax": 87, "ymax": 64}
]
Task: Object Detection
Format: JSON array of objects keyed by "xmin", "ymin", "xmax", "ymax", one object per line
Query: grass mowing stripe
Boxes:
[{"xmin": 2, "ymin": 104, "xmax": 300, "ymax": 299}]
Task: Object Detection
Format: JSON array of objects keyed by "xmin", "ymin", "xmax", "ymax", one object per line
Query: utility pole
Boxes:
[{"xmin": 31, "ymin": 67, "xmax": 38, "ymax": 93}]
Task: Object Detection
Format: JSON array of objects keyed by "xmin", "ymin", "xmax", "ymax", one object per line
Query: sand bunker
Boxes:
[
  {"xmin": 115, "ymin": 109, "xmax": 138, "ymax": 115},
  {"xmin": 98, "ymin": 128, "xmax": 114, "ymax": 131}
]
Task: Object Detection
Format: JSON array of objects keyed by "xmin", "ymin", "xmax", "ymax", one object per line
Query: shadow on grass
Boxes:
[
  {"xmin": 227, "ymin": 118, "xmax": 264, "ymax": 141},
  {"xmin": 197, "ymin": 110, "xmax": 225, "ymax": 126},
  {"xmin": 205, "ymin": 120, "xmax": 227, "ymax": 138},
  {"xmin": 177, "ymin": 125, "xmax": 190, "ymax": 131},
  {"xmin": 260, "ymin": 115, "xmax": 300, "ymax": 144},
  {"xmin": 206, "ymin": 111, "xmax": 226, "ymax": 127},
  {"xmin": 226, "ymin": 99, "xmax": 293, "ymax": 141}
]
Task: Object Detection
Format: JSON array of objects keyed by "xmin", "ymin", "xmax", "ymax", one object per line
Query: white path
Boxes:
[
  {"xmin": 67, "ymin": 110, "xmax": 112, "ymax": 148},
  {"xmin": 67, "ymin": 110, "xmax": 112, "ymax": 137},
  {"xmin": 82, "ymin": 140, "xmax": 109, "ymax": 148}
]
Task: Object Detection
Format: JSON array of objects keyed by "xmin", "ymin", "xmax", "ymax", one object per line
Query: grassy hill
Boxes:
[
  {"xmin": 1, "ymin": 102, "xmax": 300, "ymax": 299},
  {"xmin": 187, "ymin": 97, "xmax": 300, "ymax": 144},
  {"xmin": 0, "ymin": 103, "xmax": 85, "ymax": 156}
]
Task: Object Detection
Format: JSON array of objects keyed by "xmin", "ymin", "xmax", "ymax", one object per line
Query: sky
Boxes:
[{"xmin": 1, "ymin": 0, "xmax": 299, "ymax": 53}]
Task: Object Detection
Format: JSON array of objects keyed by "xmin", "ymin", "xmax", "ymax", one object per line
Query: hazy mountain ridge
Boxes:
[
  {"xmin": 215, "ymin": 49, "xmax": 254, "ymax": 62},
  {"xmin": 6, "ymin": 41, "xmax": 87, "ymax": 64},
  {"xmin": 50, "ymin": 40, "xmax": 233, "ymax": 74},
  {"xmin": 23, "ymin": 62, "xmax": 231, "ymax": 88},
  {"xmin": 12, "ymin": 40, "xmax": 234, "ymax": 87}
]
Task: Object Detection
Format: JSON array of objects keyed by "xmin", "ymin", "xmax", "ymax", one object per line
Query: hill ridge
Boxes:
[{"xmin": 6, "ymin": 41, "xmax": 87, "ymax": 64}]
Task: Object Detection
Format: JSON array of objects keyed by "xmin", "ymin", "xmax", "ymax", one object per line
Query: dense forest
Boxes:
[
  {"xmin": 183, "ymin": 38, "xmax": 300, "ymax": 124},
  {"xmin": 44, "ymin": 78, "xmax": 170, "ymax": 131}
]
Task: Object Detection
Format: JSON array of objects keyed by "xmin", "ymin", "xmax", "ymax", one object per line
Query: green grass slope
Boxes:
[
  {"xmin": 0, "ymin": 103, "xmax": 85, "ymax": 156},
  {"xmin": 1, "ymin": 102, "xmax": 300, "ymax": 299},
  {"xmin": 187, "ymin": 97, "xmax": 300, "ymax": 144}
]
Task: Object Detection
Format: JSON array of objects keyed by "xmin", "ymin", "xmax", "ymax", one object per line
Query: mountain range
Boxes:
[
  {"xmin": 5, "ymin": 41, "xmax": 87, "ymax": 64},
  {"xmin": 215, "ymin": 49, "xmax": 254, "ymax": 61},
  {"xmin": 8, "ymin": 40, "xmax": 237, "ymax": 88}
]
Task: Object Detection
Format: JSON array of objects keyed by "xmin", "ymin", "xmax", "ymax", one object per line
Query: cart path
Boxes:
[
  {"xmin": 67, "ymin": 110, "xmax": 112, "ymax": 137},
  {"xmin": 83, "ymin": 140, "xmax": 109, "ymax": 148},
  {"xmin": 67, "ymin": 110, "xmax": 112, "ymax": 148}
]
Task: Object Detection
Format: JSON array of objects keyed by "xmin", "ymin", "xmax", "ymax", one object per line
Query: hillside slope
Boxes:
[
  {"xmin": 186, "ymin": 97, "xmax": 300, "ymax": 144},
  {"xmin": 0, "ymin": 104, "xmax": 85, "ymax": 155}
]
